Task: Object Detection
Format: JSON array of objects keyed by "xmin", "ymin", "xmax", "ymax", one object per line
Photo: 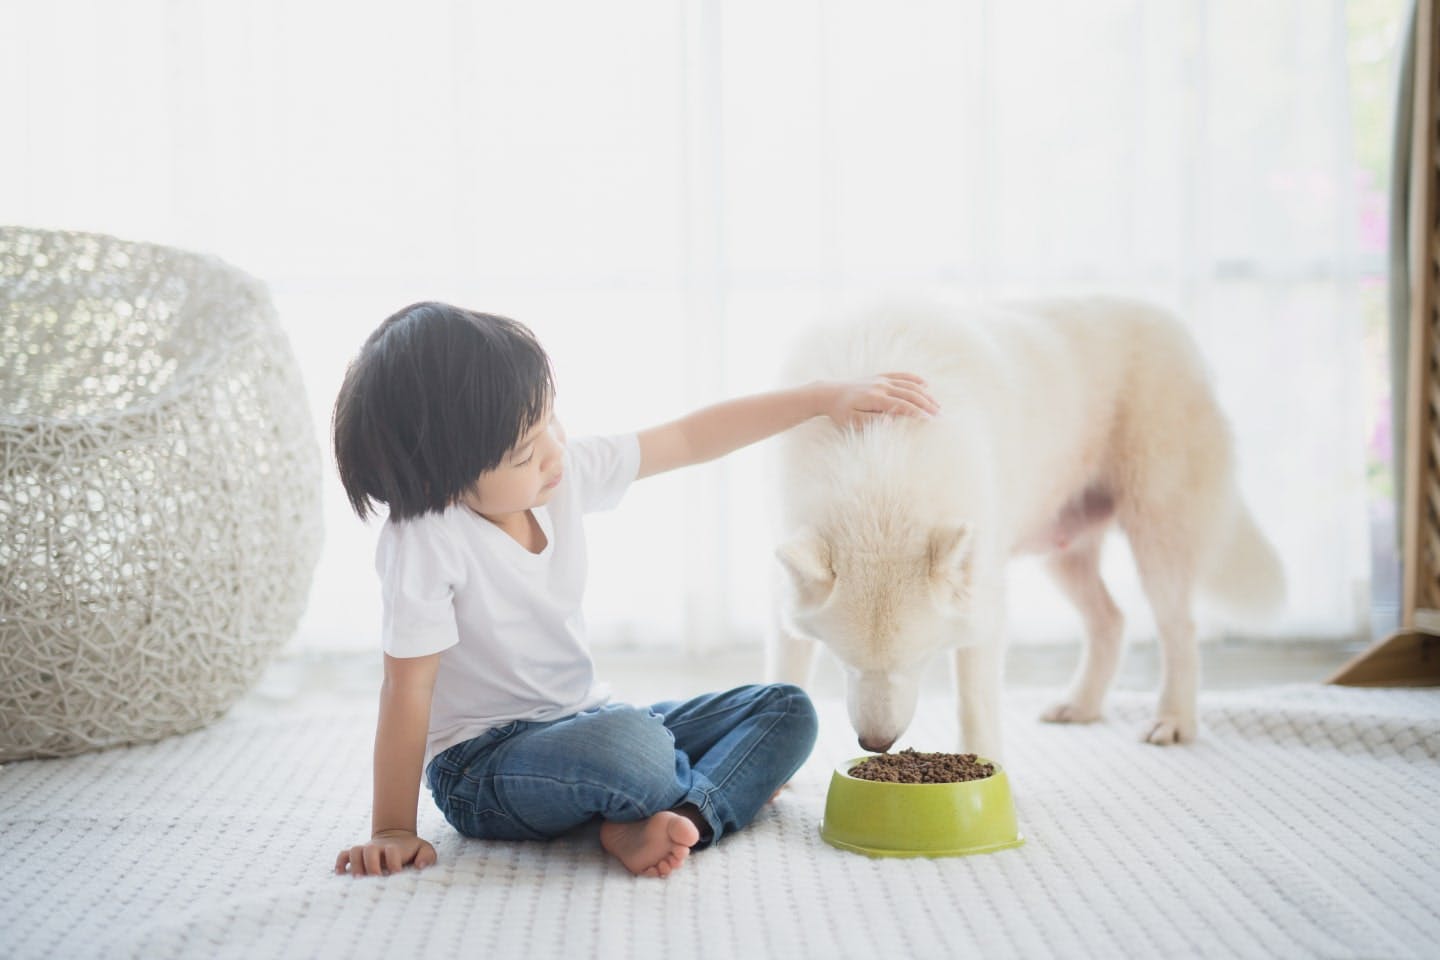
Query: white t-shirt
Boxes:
[{"xmin": 375, "ymin": 433, "xmax": 642, "ymax": 772}]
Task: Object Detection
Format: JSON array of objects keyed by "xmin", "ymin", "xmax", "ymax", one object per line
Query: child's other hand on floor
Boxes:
[{"xmin": 335, "ymin": 829, "xmax": 437, "ymax": 877}]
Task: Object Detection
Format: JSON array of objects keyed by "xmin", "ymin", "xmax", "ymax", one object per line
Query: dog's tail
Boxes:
[{"xmin": 1198, "ymin": 501, "xmax": 1286, "ymax": 624}]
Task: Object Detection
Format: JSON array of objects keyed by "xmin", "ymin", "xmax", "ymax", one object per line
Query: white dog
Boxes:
[{"xmin": 770, "ymin": 297, "xmax": 1283, "ymax": 760}]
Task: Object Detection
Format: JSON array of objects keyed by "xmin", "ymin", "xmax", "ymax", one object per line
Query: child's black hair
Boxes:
[{"xmin": 332, "ymin": 302, "xmax": 555, "ymax": 521}]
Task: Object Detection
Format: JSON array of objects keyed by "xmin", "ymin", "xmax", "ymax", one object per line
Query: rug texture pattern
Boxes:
[{"xmin": 2, "ymin": 685, "xmax": 1437, "ymax": 959}]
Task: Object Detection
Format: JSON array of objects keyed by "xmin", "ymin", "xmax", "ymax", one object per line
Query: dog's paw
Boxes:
[
  {"xmin": 1039, "ymin": 701, "xmax": 1103, "ymax": 724},
  {"xmin": 1141, "ymin": 714, "xmax": 1197, "ymax": 745}
]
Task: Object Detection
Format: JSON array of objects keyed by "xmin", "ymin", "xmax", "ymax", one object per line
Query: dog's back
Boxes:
[{"xmin": 777, "ymin": 296, "xmax": 1281, "ymax": 612}]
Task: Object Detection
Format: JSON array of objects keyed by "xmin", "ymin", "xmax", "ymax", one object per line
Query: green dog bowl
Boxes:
[{"xmin": 820, "ymin": 756, "xmax": 1025, "ymax": 858}]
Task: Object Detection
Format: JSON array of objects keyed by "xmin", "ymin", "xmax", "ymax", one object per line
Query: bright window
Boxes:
[{"xmin": 0, "ymin": 0, "xmax": 1407, "ymax": 653}]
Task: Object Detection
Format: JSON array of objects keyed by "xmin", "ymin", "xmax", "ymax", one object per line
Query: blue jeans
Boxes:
[{"xmin": 425, "ymin": 683, "xmax": 817, "ymax": 847}]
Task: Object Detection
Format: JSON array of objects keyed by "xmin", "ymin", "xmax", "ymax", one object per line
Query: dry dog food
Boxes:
[{"xmin": 848, "ymin": 748, "xmax": 995, "ymax": 783}]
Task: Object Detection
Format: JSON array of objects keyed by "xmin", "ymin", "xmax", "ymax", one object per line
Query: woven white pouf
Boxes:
[{"xmin": 0, "ymin": 227, "xmax": 323, "ymax": 760}]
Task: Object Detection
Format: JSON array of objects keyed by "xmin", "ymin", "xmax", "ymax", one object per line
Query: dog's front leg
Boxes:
[
  {"xmin": 953, "ymin": 579, "xmax": 1006, "ymax": 761},
  {"xmin": 955, "ymin": 642, "xmax": 1004, "ymax": 761},
  {"xmin": 766, "ymin": 626, "xmax": 818, "ymax": 687}
]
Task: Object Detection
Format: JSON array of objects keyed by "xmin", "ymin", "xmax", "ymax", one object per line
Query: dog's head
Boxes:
[{"xmin": 776, "ymin": 524, "xmax": 974, "ymax": 752}]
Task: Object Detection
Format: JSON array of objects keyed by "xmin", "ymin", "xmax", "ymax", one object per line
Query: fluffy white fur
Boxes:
[{"xmin": 771, "ymin": 297, "xmax": 1284, "ymax": 760}]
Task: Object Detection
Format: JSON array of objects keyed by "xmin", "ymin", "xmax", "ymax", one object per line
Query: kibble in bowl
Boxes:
[{"xmin": 820, "ymin": 749, "xmax": 1024, "ymax": 858}]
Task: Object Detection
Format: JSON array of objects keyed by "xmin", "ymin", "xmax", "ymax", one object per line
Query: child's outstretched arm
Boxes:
[
  {"xmin": 335, "ymin": 651, "xmax": 442, "ymax": 877},
  {"xmin": 636, "ymin": 374, "xmax": 939, "ymax": 479}
]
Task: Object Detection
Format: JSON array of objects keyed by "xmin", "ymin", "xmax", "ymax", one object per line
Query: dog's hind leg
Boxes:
[
  {"xmin": 1039, "ymin": 528, "xmax": 1124, "ymax": 725},
  {"xmin": 1126, "ymin": 524, "xmax": 1200, "ymax": 745}
]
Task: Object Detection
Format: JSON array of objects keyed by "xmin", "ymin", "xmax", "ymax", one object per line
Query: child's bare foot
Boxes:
[{"xmin": 600, "ymin": 811, "xmax": 700, "ymax": 878}]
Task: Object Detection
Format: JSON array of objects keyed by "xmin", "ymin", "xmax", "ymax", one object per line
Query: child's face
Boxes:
[{"xmin": 461, "ymin": 412, "xmax": 566, "ymax": 518}]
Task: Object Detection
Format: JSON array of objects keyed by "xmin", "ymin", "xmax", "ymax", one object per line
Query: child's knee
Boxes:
[
  {"xmin": 765, "ymin": 683, "xmax": 819, "ymax": 748},
  {"xmin": 577, "ymin": 709, "xmax": 677, "ymax": 782}
]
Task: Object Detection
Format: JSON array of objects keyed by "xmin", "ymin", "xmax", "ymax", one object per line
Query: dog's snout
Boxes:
[{"xmin": 859, "ymin": 734, "xmax": 896, "ymax": 754}]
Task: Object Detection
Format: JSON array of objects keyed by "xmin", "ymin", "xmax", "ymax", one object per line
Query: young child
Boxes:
[{"xmin": 330, "ymin": 302, "xmax": 938, "ymax": 879}]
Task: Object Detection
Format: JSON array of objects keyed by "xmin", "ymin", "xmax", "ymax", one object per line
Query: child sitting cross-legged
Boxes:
[{"xmin": 331, "ymin": 302, "xmax": 939, "ymax": 878}]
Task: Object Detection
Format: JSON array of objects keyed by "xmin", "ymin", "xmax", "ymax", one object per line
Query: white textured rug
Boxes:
[{"xmin": 3, "ymin": 684, "xmax": 1438, "ymax": 959}]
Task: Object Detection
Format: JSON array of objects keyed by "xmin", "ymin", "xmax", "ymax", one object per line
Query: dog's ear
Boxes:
[
  {"xmin": 776, "ymin": 533, "xmax": 835, "ymax": 606},
  {"xmin": 928, "ymin": 524, "xmax": 972, "ymax": 610}
]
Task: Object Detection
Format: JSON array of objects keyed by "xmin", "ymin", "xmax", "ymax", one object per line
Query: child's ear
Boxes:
[{"xmin": 776, "ymin": 532, "xmax": 835, "ymax": 607}]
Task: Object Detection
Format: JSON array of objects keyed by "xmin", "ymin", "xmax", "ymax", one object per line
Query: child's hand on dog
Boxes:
[{"xmin": 824, "ymin": 373, "xmax": 939, "ymax": 428}]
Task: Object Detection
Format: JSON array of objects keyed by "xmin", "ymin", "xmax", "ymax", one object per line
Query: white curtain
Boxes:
[{"xmin": 0, "ymin": 0, "xmax": 1401, "ymax": 654}]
